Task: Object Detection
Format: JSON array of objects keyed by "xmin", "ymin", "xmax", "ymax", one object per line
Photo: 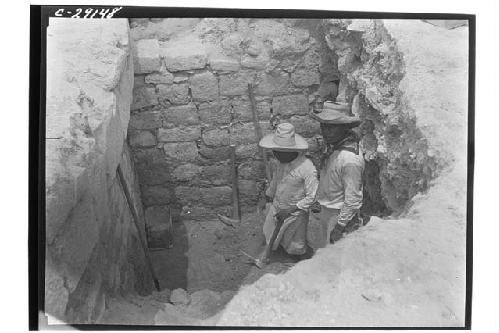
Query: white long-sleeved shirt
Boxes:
[
  {"xmin": 317, "ymin": 146, "xmax": 365, "ymax": 226},
  {"xmin": 266, "ymin": 154, "xmax": 319, "ymax": 211}
]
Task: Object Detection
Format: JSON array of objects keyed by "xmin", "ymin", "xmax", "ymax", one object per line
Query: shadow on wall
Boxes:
[{"xmin": 150, "ymin": 222, "xmax": 190, "ymax": 291}]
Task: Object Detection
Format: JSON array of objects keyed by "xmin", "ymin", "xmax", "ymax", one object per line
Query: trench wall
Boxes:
[
  {"xmin": 128, "ymin": 18, "xmax": 330, "ymax": 223},
  {"xmin": 45, "ymin": 18, "xmax": 152, "ymax": 324},
  {"xmin": 323, "ymin": 19, "xmax": 458, "ymax": 214}
]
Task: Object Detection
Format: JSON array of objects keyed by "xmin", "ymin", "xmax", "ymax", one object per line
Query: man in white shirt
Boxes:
[
  {"xmin": 259, "ymin": 123, "xmax": 319, "ymax": 257},
  {"xmin": 309, "ymin": 101, "xmax": 365, "ymax": 248}
]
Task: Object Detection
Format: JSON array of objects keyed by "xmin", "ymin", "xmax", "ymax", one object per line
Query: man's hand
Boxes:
[
  {"xmin": 330, "ymin": 223, "xmax": 345, "ymax": 243},
  {"xmin": 275, "ymin": 207, "xmax": 298, "ymax": 221},
  {"xmin": 311, "ymin": 201, "xmax": 321, "ymax": 213}
]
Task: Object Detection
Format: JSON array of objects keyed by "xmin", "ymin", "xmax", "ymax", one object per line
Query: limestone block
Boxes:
[
  {"xmin": 130, "ymin": 18, "xmax": 201, "ymax": 41},
  {"xmin": 200, "ymin": 186, "xmax": 232, "ymax": 206},
  {"xmin": 145, "ymin": 71, "xmax": 174, "ymax": 84},
  {"xmin": 202, "ymin": 128, "xmax": 230, "ymax": 146},
  {"xmin": 230, "ymin": 122, "xmax": 258, "ymax": 145},
  {"xmin": 255, "ymin": 72, "xmax": 290, "ymax": 96},
  {"xmin": 128, "ymin": 130, "xmax": 156, "ymax": 147},
  {"xmin": 209, "ymin": 54, "xmax": 240, "ymax": 72},
  {"xmin": 129, "ymin": 111, "xmax": 162, "ymax": 130},
  {"xmin": 256, "ymin": 100, "xmax": 272, "ymax": 120},
  {"xmin": 301, "ymin": 47, "xmax": 321, "ymax": 69},
  {"xmin": 246, "ymin": 40, "xmax": 262, "ymax": 56},
  {"xmin": 251, "ymin": 20, "xmax": 311, "ymax": 57},
  {"xmin": 238, "ymin": 179, "xmax": 259, "ymax": 202},
  {"xmin": 175, "ymin": 186, "xmax": 201, "ymax": 205},
  {"xmin": 141, "ymin": 185, "xmax": 174, "ymax": 206},
  {"xmin": 198, "ymin": 101, "xmax": 231, "ymax": 125},
  {"xmin": 158, "ymin": 126, "xmax": 201, "ymax": 142},
  {"xmin": 162, "ymin": 103, "xmax": 199, "ymax": 127},
  {"xmin": 272, "ymin": 94, "xmax": 309, "ymax": 116},
  {"xmin": 157, "ymin": 83, "xmax": 189, "ymax": 105},
  {"xmin": 133, "ymin": 39, "xmax": 161, "ymax": 74},
  {"xmin": 163, "ymin": 142, "xmax": 199, "ymax": 162},
  {"xmin": 235, "ymin": 144, "xmax": 259, "ymax": 159},
  {"xmin": 305, "ymin": 136, "xmax": 322, "ymax": 153},
  {"xmin": 190, "ymin": 72, "xmax": 219, "ymax": 102},
  {"xmin": 230, "ymin": 98, "xmax": 272, "ymax": 122},
  {"xmin": 151, "ymin": 289, "xmax": 172, "ymax": 303},
  {"xmin": 199, "ymin": 164, "xmax": 231, "ymax": 185},
  {"xmin": 170, "ymin": 288, "xmax": 190, "ymax": 306},
  {"xmin": 220, "ymin": 32, "xmax": 245, "ymax": 57},
  {"xmin": 230, "ymin": 98, "xmax": 251, "ymax": 122},
  {"xmin": 219, "ymin": 71, "xmax": 254, "ymax": 96},
  {"xmin": 238, "ymin": 160, "xmax": 266, "ymax": 179},
  {"xmin": 173, "ymin": 75, "xmax": 188, "ymax": 83},
  {"xmin": 198, "ymin": 145, "xmax": 231, "ymax": 161},
  {"xmin": 131, "ymin": 86, "xmax": 158, "ymax": 110},
  {"xmin": 189, "ymin": 289, "xmax": 222, "ymax": 315},
  {"xmin": 240, "ymin": 54, "xmax": 269, "ymax": 70},
  {"xmin": 172, "ymin": 163, "xmax": 201, "ymax": 181},
  {"xmin": 291, "ymin": 68, "xmax": 321, "ymax": 87},
  {"xmin": 289, "ymin": 115, "xmax": 321, "ymax": 138},
  {"xmin": 161, "ymin": 37, "xmax": 207, "ymax": 72}
]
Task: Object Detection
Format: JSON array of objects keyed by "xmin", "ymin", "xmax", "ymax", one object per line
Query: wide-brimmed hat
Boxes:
[
  {"xmin": 310, "ymin": 101, "xmax": 361, "ymax": 126},
  {"xmin": 259, "ymin": 123, "xmax": 308, "ymax": 151}
]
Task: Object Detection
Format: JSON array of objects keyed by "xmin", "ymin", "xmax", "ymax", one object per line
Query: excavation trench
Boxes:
[
  {"xmin": 45, "ymin": 18, "xmax": 446, "ymax": 325},
  {"xmin": 116, "ymin": 18, "xmax": 438, "ymax": 324}
]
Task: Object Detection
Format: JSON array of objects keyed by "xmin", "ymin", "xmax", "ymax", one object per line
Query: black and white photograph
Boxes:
[{"xmin": 25, "ymin": 2, "xmax": 496, "ymax": 330}]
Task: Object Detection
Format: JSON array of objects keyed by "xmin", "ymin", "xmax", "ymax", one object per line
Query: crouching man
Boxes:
[
  {"xmin": 258, "ymin": 123, "xmax": 318, "ymax": 260},
  {"xmin": 309, "ymin": 101, "xmax": 365, "ymax": 248}
]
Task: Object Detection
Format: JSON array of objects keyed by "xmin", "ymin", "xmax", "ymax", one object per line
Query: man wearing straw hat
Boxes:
[
  {"xmin": 258, "ymin": 122, "xmax": 319, "ymax": 259},
  {"xmin": 309, "ymin": 101, "xmax": 365, "ymax": 248}
]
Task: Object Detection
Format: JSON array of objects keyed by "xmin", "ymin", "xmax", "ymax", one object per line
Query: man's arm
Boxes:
[
  {"xmin": 337, "ymin": 163, "xmax": 363, "ymax": 226},
  {"xmin": 275, "ymin": 162, "xmax": 319, "ymax": 221},
  {"xmin": 296, "ymin": 165, "xmax": 319, "ymax": 211}
]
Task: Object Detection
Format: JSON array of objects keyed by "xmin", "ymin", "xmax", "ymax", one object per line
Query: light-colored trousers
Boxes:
[
  {"xmin": 263, "ymin": 204, "xmax": 309, "ymax": 255},
  {"xmin": 307, "ymin": 206, "xmax": 340, "ymax": 250}
]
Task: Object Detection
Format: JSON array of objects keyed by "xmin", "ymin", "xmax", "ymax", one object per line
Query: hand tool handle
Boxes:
[{"xmin": 116, "ymin": 164, "xmax": 161, "ymax": 291}]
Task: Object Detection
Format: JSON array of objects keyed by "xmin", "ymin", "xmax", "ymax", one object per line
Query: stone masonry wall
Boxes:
[
  {"xmin": 129, "ymin": 18, "xmax": 329, "ymax": 223},
  {"xmin": 45, "ymin": 18, "xmax": 151, "ymax": 323}
]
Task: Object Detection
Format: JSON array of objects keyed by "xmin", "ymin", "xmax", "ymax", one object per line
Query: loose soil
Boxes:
[{"xmin": 99, "ymin": 211, "xmax": 304, "ymax": 325}]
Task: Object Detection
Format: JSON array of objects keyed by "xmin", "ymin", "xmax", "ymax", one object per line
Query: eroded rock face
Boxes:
[
  {"xmin": 321, "ymin": 19, "xmax": 460, "ymax": 214},
  {"xmin": 45, "ymin": 18, "xmax": 150, "ymax": 323}
]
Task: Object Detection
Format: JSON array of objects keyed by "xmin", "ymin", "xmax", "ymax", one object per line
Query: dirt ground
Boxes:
[
  {"xmin": 99, "ymin": 211, "xmax": 303, "ymax": 325},
  {"xmin": 148, "ymin": 210, "xmax": 297, "ymax": 293},
  {"xmin": 217, "ymin": 172, "xmax": 467, "ymax": 326}
]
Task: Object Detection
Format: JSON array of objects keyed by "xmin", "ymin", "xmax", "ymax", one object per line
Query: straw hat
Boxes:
[
  {"xmin": 310, "ymin": 101, "xmax": 361, "ymax": 126},
  {"xmin": 259, "ymin": 123, "xmax": 308, "ymax": 151}
]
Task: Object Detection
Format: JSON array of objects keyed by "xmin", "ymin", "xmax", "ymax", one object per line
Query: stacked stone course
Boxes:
[{"xmin": 129, "ymin": 18, "xmax": 326, "ymax": 224}]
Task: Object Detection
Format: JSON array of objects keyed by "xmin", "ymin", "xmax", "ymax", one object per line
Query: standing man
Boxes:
[
  {"xmin": 309, "ymin": 101, "xmax": 365, "ymax": 248},
  {"xmin": 259, "ymin": 123, "xmax": 319, "ymax": 259}
]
